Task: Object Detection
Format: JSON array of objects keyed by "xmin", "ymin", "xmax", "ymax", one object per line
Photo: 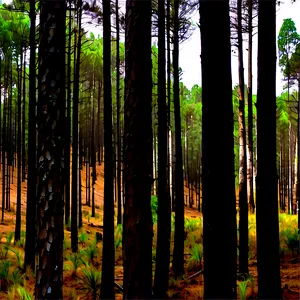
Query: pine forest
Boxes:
[{"xmin": 0, "ymin": 0, "xmax": 299, "ymax": 299}]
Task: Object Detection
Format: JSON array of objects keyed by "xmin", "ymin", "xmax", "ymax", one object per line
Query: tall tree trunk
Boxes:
[
  {"xmin": 35, "ymin": 0, "xmax": 66, "ymax": 297},
  {"xmin": 256, "ymin": 0, "xmax": 281, "ymax": 297},
  {"xmin": 237, "ymin": 0, "xmax": 248, "ymax": 275},
  {"xmin": 65, "ymin": 0, "xmax": 72, "ymax": 225},
  {"xmin": 15, "ymin": 51, "xmax": 23, "ymax": 243},
  {"xmin": 247, "ymin": 0, "xmax": 255, "ymax": 214},
  {"xmin": 71, "ymin": 0, "xmax": 82, "ymax": 253},
  {"xmin": 297, "ymin": 76, "xmax": 300, "ymax": 231},
  {"xmin": 123, "ymin": 0, "xmax": 153, "ymax": 296},
  {"xmin": 173, "ymin": 0, "xmax": 185, "ymax": 277},
  {"xmin": 200, "ymin": 0, "xmax": 237, "ymax": 297},
  {"xmin": 1, "ymin": 65, "xmax": 6, "ymax": 222},
  {"xmin": 24, "ymin": 0, "xmax": 36, "ymax": 270},
  {"xmin": 153, "ymin": 0, "xmax": 171, "ymax": 296},
  {"xmin": 116, "ymin": 0, "xmax": 122, "ymax": 225},
  {"xmin": 100, "ymin": 0, "xmax": 115, "ymax": 296},
  {"xmin": 22, "ymin": 49, "xmax": 26, "ymax": 181}
]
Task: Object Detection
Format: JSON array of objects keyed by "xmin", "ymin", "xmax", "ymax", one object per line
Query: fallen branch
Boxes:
[
  {"xmin": 114, "ymin": 282, "xmax": 123, "ymax": 293},
  {"xmin": 187, "ymin": 269, "xmax": 204, "ymax": 280}
]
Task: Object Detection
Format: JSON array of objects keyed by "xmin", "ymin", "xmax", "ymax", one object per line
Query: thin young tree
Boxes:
[
  {"xmin": 100, "ymin": 0, "xmax": 115, "ymax": 297},
  {"xmin": 35, "ymin": 0, "xmax": 66, "ymax": 298},
  {"xmin": 200, "ymin": 0, "xmax": 237, "ymax": 297},
  {"xmin": 122, "ymin": 0, "xmax": 153, "ymax": 296},
  {"xmin": 256, "ymin": 0, "xmax": 281, "ymax": 297}
]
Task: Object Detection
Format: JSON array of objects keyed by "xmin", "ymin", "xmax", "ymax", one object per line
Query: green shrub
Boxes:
[
  {"xmin": 187, "ymin": 243, "xmax": 203, "ymax": 272},
  {"xmin": 68, "ymin": 252, "xmax": 85, "ymax": 277},
  {"xmin": 78, "ymin": 231, "xmax": 89, "ymax": 247},
  {"xmin": 80, "ymin": 266, "xmax": 101, "ymax": 299},
  {"xmin": 238, "ymin": 280, "xmax": 249, "ymax": 300},
  {"xmin": 0, "ymin": 260, "xmax": 11, "ymax": 291},
  {"xmin": 9, "ymin": 247, "xmax": 24, "ymax": 269},
  {"xmin": 83, "ymin": 242, "xmax": 98, "ymax": 265},
  {"xmin": 17, "ymin": 286, "xmax": 33, "ymax": 300},
  {"xmin": 8, "ymin": 268, "xmax": 25, "ymax": 287}
]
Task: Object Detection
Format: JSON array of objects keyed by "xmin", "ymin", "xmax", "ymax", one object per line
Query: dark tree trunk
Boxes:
[
  {"xmin": 15, "ymin": 50, "xmax": 23, "ymax": 243},
  {"xmin": 71, "ymin": 0, "xmax": 82, "ymax": 253},
  {"xmin": 172, "ymin": 0, "xmax": 185, "ymax": 277},
  {"xmin": 200, "ymin": 0, "xmax": 237, "ymax": 298},
  {"xmin": 1, "ymin": 65, "xmax": 6, "ymax": 222},
  {"xmin": 22, "ymin": 49, "xmax": 26, "ymax": 182},
  {"xmin": 35, "ymin": 0, "xmax": 66, "ymax": 298},
  {"xmin": 116, "ymin": 0, "xmax": 122, "ymax": 225},
  {"xmin": 153, "ymin": 0, "xmax": 171, "ymax": 297},
  {"xmin": 100, "ymin": 0, "xmax": 115, "ymax": 296},
  {"xmin": 256, "ymin": 0, "xmax": 282, "ymax": 297},
  {"xmin": 64, "ymin": 0, "xmax": 72, "ymax": 225},
  {"xmin": 24, "ymin": 0, "xmax": 36, "ymax": 270},
  {"xmin": 247, "ymin": 0, "xmax": 255, "ymax": 214},
  {"xmin": 123, "ymin": 0, "xmax": 153, "ymax": 296},
  {"xmin": 298, "ymin": 76, "xmax": 300, "ymax": 231},
  {"xmin": 237, "ymin": 0, "xmax": 248, "ymax": 275}
]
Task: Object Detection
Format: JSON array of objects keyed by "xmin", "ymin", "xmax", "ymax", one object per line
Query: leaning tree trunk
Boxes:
[
  {"xmin": 256, "ymin": 0, "xmax": 282, "ymax": 297},
  {"xmin": 35, "ymin": 0, "xmax": 66, "ymax": 298},
  {"xmin": 123, "ymin": 0, "xmax": 153, "ymax": 296},
  {"xmin": 200, "ymin": 0, "xmax": 237, "ymax": 297}
]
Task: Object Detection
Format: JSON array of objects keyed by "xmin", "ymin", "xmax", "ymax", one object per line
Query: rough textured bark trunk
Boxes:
[
  {"xmin": 200, "ymin": 0, "xmax": 237, "ymax": 297},
  {"xmin": 172, "ymin": 0, "xmax": 185, "ymax": 277},
  {"xmin": 24, "ymin": 0, "xmax": 37, "ymax": 268},
  {"xmin": 256, "ymin": 0, "xmax": 282, "ymax": 297},
  {"xmin": 100, "ymin": 0, "xmax": 115, "ymax": 296},
  {"xmin": 237, "ymin": 0, "xmax": 248, "ymax": 275},
  {"xmin": 123, "ymin": 0, "xmax": 153, "ymax": 296},
  {"xmin": 35, "ymin": 0, "xmax": 66, "ymax": 298},
  {"xmin": 153, "ymin": 0, "xmax": 171, "ymax": 296}
]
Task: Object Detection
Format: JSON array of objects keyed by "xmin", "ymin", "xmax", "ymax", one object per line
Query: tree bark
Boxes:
[
  {"xmin": 256, "ymin": 0, "xmax": 282, "ymax": 297},
  {"xmin": 35, "ymin": 0, "xmax": 66, "ymax": 297},
  {"xmin": 24, "ymin": 0, "xmax": 36, "ymax": 270},
  {"xmin": 100, "ymin": 0, "xmax": 115, "ymax": 296},
  {"xmin": 200, "ymin": 0, "xmax": 237, "ymax": 297},
  {"xmin": 123, "ymin": 0, "xmax": 153, "ymax": 296},
  {"xmin": 172, "ymin": 0, "xmax": 185, "ymax": 277},
  {"xmin": 153, "ymin": 0, "xmax": 171, "ymax": 296}
]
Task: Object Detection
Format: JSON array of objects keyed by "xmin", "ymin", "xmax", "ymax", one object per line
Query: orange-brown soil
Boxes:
[{"xmin": 0, "ymin": 164, "xmax": 299, "ymax": 299}]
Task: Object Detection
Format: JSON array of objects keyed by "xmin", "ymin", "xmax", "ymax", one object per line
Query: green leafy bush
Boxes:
[
  {"xmin": 80, "ymin": 266, "xmax": 102, "ymax": 299},
  {"xmin": 0, "ymin": 260, "xmax": 11, "ymax": 291}
]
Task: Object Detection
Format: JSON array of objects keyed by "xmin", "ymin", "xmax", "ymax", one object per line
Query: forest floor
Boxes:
[{"xmin": 0, "ymin": 164, "xmax": 299, "ymax": 299}]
